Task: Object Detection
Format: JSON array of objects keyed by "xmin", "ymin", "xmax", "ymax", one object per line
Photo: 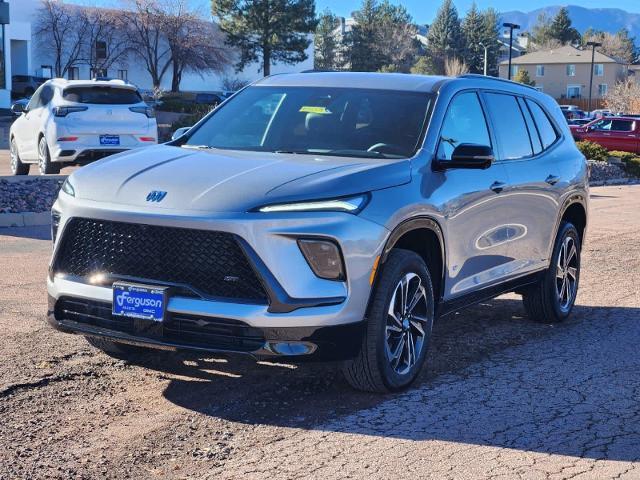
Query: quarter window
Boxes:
[
  {"xmin": 436, "ymin": 91, "xmax": 491, "ymax": 161},
  {"xmin": 525, "ymin": 99, "xmax": 559, "ymax": 149},
  {"xmin": 483, "ymin": 93, "xmax": 533, "ymax": 160},
  {"xmin": 517, "ymin": 98, "xmax": 542, "ymax": 155}
]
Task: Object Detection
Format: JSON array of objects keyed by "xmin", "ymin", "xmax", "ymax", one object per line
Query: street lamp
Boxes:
[
  {"xmin": 586, "ymin": 41, "xmax": 602, "ymax": 113},
  {"xmin": 503, "ymin": 22, "xmax": 521, "ymax": 80},
  {"xmin": 479, "ymin": 42, "xmax": 489, "ymax": 76}
]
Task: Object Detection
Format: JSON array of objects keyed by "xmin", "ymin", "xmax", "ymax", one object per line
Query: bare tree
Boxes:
[
  {"xmin": 444, "ymin": 56, "xmax": 469, "ymax": 76},
  {"xmin": 123, "ymin": 0, "xmax": 172, "ymax": 89},
  {"xmin": 604, "ymin": 78, "xmax": 640, "ymax": 114},
  {"xmin": 36, "ymin": 0, "xmax": 88, "ymax": 78},
  {"xmin": 162, "ymin": 1, "xmax": 231, "ymax": 92},
  {"xmin": 80, "ymin": 8, "xmax": 131, "ymax": 76}
]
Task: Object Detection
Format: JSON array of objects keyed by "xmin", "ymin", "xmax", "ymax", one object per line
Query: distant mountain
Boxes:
[{"xmin": 500, "ymin": 5, "xmax": 640, "ymax": 43}]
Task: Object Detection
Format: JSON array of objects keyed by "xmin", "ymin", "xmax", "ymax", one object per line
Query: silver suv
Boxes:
[{"xmin": 47, "ymin": 73, "xmax": 588, "ymax": 392}]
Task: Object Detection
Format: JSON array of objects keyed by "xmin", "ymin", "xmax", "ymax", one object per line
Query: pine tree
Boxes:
[
  {"xmin": 462, "ymin": 3, "xmax": 485, "ymax": 74},
  {"xmin": 427, "ymin": 0, "xmax": 463, "ymax": 74},
  {"xmin": 315, "ymin": 9, "xmax": 340, "ymax": 70},
  {"xmin": 548, "ymin": 7, "xmax": 580, "ymax": 45},
  {"xmin": 480, "ymin": 8, "xmax": 500, "ymax": 76},
  {"xmin": 212, "ymin": 0, "xmax": 317, "ymax": 76},
  {"xmin": 349, "ymin": 0, "xmax": 382, "ymax": 71}
]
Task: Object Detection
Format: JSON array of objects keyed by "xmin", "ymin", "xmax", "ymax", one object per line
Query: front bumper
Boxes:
[{"xmin": 47, "ymin": 295, "xmax": 365, "ymax": 361}]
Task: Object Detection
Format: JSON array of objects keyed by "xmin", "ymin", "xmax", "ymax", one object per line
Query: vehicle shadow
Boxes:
[{"xmin": 128, "ymin": 297, "xmax": 640, "ymax": 462}]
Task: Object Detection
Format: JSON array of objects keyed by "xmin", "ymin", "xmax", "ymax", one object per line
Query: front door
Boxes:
[{"xmin": 429, "ymin": 91, "xmax": 514, "ymax": 300}]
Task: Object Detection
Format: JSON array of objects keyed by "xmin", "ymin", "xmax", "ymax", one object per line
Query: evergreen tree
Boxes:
[
  {"xmin": 427, "ymin": 0, "xmax": 463, "ymax": 74},
  {"xmin": 548, "ymin": 7, "xmax": 580, "ymax": 45},
  {"xmin": 212, "ymin": 0, "xmax": 317, "ymax": 76},
  {"xmin": 462, "ymin": 3, "xmax": 485, "ymax": 74},
  {"xmin": 315, "ymin": 9, "xmax": 340, "ymax": 70},
  {"xmin": 480, "ymin": 8, "xmax": 500, "ymax": 76},
  {"xmin": 349, "ymin": 0, "xmax": 382, "ymax": 71},
  {"xmin": 514, "ymin": 69, "xmax": 535, "ymax": 86}
]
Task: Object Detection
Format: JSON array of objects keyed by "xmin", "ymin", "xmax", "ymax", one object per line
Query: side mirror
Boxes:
[
  {"xmin": 171, "ymin": 126, "xmax": 192, "ymax": 141},
  {"xmin": 435, "ymin": 144, "xmax": 494, "ymax": 170},
  {"xmin": 11, "ymin": 103, "xmax": 25, "ymax": 115}
]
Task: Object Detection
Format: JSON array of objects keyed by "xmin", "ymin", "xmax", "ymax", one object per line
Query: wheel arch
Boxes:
[
  {"xmin": 381, "ymin": 217, "xmax": 446, "ymax": 303},
  {"xmin": 556, "ymin": 194, "xmax": 588, "ymax": 245}
]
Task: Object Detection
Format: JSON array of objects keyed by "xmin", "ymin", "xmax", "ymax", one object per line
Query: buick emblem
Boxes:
[{"xmin": 146, "ymin": 190, "xmax": 167, "ymax": 202}]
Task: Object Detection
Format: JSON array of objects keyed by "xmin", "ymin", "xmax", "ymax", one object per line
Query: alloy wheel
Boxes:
[
  {"xmin": 556, "ymin": 236, "xmax": 578, "ymax": 311},
  {"xmin": 38, "ymin": 138, "xmax": 47, "ymax": 173},
  {"xmin": 385, "ymin": 272, "xmax": 429, "ymax": 376},
  {"xmin": 10, "ymin": 140, "xmax": 18, "ymax": 173}
]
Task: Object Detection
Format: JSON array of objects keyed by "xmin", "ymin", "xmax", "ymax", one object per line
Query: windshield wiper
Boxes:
[
  {"xmin": 181, "ymin": 144, "xmax": 213, "ymax": 150},
  {"xmin": 325, "ymin": 149, "xmax": 397, "ymax": 159}
]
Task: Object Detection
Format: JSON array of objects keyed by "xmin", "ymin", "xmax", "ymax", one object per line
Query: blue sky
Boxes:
[{"xmin": 69, "ymin": 1, "xmax": 640, "ymax": 24}]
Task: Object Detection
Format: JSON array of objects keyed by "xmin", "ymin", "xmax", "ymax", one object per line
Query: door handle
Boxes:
[
  {"xmin": 545, "ymin": 175, "xmax": 560, "ymax": 186},
  {"xmin": 490, "ymin": 181, "xmax": 506, "ymax": 193}
]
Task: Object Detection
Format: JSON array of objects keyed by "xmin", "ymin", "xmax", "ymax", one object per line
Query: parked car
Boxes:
[
  {"xmin": 561, "ymin": 108, "xmax": 586, "ymax": 121},
  {"xmin": 9, "ymin": 78, "xmax": 157, "ymax": 175},
  {"xmin": 572, "ymin": 116, "xmax": 640, "ymax": 153},
  {"xmin": 12, "ymin": 75, "xmax": 47, "ymax": 97},
  {"xmin": 590, "ymin": 109, "xmax": 612, "ymax": 118},
  {"xmin": 194, "ymin": 92, "xmax": 223, "ymax": 106},
  {"xmin": 567, "ymin": 118, "xmax": 592, "ymax": 127},
  {"xmin": 10, "ymin": 97, "xmax": 30, "ymax": 116},
  {"xmin": 47, "ymin": 73, "xmax": 588, "ymax": 392}
]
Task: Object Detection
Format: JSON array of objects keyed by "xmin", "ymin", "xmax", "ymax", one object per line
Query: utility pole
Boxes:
[
  {"xmin": 586, "ymin": 41, "xmax": 602, "ymax": 113},
  {"xmin": 503, "ymin": 22, "xmax": 521, "ymax": 80},
  {"xmin": 479, "ymin": 42, "xmax": 488, "ymax": 76}
]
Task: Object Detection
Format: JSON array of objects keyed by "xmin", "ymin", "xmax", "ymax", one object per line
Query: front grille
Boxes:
[
  {"xmin": 55, "ymin": 297, "xmax": 266, "ymax": 352},
  {"xmin": 54, "ymin": 218, "xmax": 268, "ymax": 302}
]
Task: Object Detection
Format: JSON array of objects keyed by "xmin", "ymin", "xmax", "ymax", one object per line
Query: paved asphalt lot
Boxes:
[
  {"xmin": 1, "ymin": 185, "xmax": 639, "ymax": 479},
  {"xmin": 0, "ymin": 149, "xmax": 78, "ymax": 176}
]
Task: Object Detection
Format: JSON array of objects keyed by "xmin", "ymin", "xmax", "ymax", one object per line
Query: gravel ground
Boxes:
[
  {"xmin": 1, "ymin": 185, "xmax": 639, "ymax": 479},
  {"xmin": 0, "ymin": 178, "xmax": 63, "ymax": 213}
]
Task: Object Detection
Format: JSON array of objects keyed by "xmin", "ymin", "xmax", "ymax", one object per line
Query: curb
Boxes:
[
  {"xmin": 590, "ymin": 178, "xmax": 640, "ymax": 187},
  {"xmin": 0, "ymin": 175, "xmax": 67, "ymax": 183},
  {"xmin": 0, "ymin": 211, "xmax": 51, "ymax": 227}
]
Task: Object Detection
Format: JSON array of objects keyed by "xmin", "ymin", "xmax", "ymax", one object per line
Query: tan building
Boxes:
[{"xmin": 498, "ymin": 45, "xmax": 628, "ymax": 101}]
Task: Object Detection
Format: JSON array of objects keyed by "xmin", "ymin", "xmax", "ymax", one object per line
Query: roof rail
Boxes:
[{"xmin": 457, "ymin": 73, "xmax": 538, "ymax": 91}]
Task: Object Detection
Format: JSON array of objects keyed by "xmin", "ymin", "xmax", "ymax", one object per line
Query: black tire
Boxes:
[
  {"xmin": 85, "ymin": 336, "xmax": 150, "ymax": 359},
  {"xmin": 9, "ymin": 137, "xmax": 29, "ymax": 175},
  {"xmin": 522, "ymin": 221, "xmax": 581, "ymax": 323},
  {"xmin": 38, "ymin": 136, "xmax": 60, "ymax": 175},
  {"xmin": 342, "ymin": 249, "xmax": 435, "ymax": 393}
]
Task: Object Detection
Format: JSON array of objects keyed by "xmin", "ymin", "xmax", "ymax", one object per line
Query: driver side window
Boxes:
[{"xmin": 437, "ymin": 92, "xmax": 491, "ymax": 161}]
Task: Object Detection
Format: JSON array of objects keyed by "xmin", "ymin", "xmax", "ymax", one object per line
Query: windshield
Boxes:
[
  {"xmin": 63, "ymin": 87, "xmax": 142, "ymax": 105},
  {"xmin": 183, "ymin": 86, "xmax": 433, "ymax": 159}
]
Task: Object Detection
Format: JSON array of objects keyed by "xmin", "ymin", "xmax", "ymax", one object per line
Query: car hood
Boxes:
[{"xmin": 69, "ymin": 145, "xmax": 412, "ymax": 212}]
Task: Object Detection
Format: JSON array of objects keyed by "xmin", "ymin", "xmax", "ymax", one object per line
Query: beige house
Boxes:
[{"xmin": 498, "ymin": 45, "xmax": 627, "ymax": 100}]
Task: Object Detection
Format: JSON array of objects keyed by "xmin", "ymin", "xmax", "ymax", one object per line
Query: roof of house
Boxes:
[{"xmin": 500, "ymin": 45, "xmax": 620, "ymax": 66}]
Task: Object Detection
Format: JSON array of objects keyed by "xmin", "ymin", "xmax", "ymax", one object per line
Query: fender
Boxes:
[
  {"xmin": 548, "ymin": 192, "xmax": 588, "ymax": 260},
  {"xmin": 380, "ymin": 216, "xmax": 447, "ymax": 302}
]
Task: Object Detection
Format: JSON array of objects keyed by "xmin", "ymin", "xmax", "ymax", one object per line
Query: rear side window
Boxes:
[
  {"xmin": 611, "ymin": 119, "xmax": 634, "ymax": 132},
  {"xmin": 483, "ymin": 93, "xmax": 532, "ymax": 160},
  {"xmin": 526, "ymin": 99, "xmax": 559, "ymax": 149},
  {"xmin": 63, "ymin": 87, "xmax": 142, "ymax": 105}
]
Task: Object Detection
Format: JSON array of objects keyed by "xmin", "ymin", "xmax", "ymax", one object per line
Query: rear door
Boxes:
[{"xmin": 488, "ymin": 94, "xmax": 566, "ymax": 276}]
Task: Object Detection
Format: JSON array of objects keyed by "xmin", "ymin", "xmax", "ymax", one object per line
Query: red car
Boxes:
[{"xmin": 572, "ymin": 116, "xmax": 640, "ymax": 153}]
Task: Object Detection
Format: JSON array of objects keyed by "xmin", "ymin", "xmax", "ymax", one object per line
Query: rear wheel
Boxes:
[
  {"xmin": 342, "ymin": 249, "xmax": 435, "ymax": 393},
  {"xmin": 10, "ymin": 138, "xmax": 29, "ymax": 175},
  {"xmin": 38, "ymin": 136, "xmax": 60, "ymax": 175},
  {"xmin": 522, "ymin": 222, "xmax": 581, "ymax": 323}
]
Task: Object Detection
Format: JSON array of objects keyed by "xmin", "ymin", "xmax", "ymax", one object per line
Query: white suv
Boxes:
[{"xmin": 10, "ymin": 79, "xmax": 157, "ymax": 175}]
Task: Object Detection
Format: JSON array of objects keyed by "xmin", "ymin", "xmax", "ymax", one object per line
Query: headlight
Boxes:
[
  {"xmin": 61, "ymin": 178, "xmax": 75, "ymax": 197},
  {"xmin": 256, "ymin": 194, "xmax": 369, "ymax": 213}
]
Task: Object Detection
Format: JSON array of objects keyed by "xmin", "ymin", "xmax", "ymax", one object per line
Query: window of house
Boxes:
[
  {"xmin": 436, "ymin": 91, "xmax": 491, "ymax": 161},
  {"xmin": 598, "ymin": 83, "xmax": 608, "ymax": 96},
  {"xmin": 483, "ymin": 93, "xmax": 533, "ymax": 160},
  {"xmin": 90, "ymin": 68, "xmax": 107, "ymax": 79},
  {"xmin": 67, "ymin": 67, "xmax": 79, "ymax": 80},
  {"xmin": 567, "ymin": 85, "xmax": 581, "ymax": 99},
  {"xmin": 95, "ymin": 41, "xmax": 107, "ymax": 60},
  {"xmin": 525, "ymin": 99, "xmax": 559, "ymax": 149},
  {"xmin": 594, "ymin": 64, "xmax": 604, "ymax": 76},
  {"xmin": 536, "ymin": 65, "xmax": 544, "ymax": 77},
  {"xmin": 117, "ymin": 69, "xmax": 128, "ymax": 81},
  {"xmin": 510, "ymin": 65, "xmax": 519, "ymax": 77},
  {"xmin": 566, "ymin": 64, "xmax": 576, "ymax": 76}
]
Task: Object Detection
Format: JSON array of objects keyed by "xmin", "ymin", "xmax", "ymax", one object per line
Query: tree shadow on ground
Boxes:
[{"xmin": 126, "ymin": 298, "xmax": 640, "ymax": 462}]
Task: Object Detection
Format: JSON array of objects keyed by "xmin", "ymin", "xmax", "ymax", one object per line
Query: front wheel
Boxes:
[
  {"xmin": 342, "ymin": 249, "xmax": 435, "ymax": 393},
  {"xmin": 38, "ymin": 136, "xmax": 60, "ymax": 175},
  {"xmin": 522, "ymin": 222, "xmax": 581, "ymax": 323},
  {"xmin": 10, "ymin": 138, "xmax": 29, "ymax": 175}
]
